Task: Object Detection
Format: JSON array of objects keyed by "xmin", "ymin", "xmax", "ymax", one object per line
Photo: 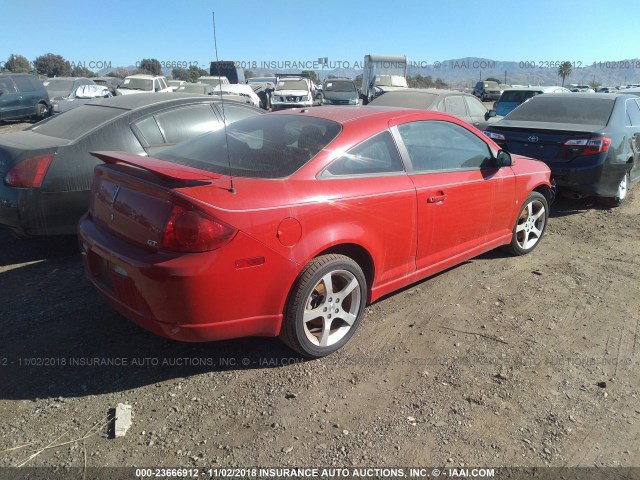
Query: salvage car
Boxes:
[
  {"xmin": 271, "ymin": 75, "xmax": 315, "ymax": 110},
  {"xmin": 92, "ymin": 77, "xmax": 123, "ymax": 96},
  {"xmin": 176, "ymin": 83, "xmax": 215, "ymax": 95},
  {"xmin": 321, "ymin": 78, "xmax": 359, "ymax": 106},
  {"xmin": 493, "ymin": 86, "xmax": 570, "ymax": 117},
  {"xmin": 368, "ymin": 88, "xmax": 500, "ymax": 130},
  {"xmin": 44, "ymin": 77, "xmax": 96, "ymax": 113},
  {"xmin": 0, "ymin": 93, "xmax": 263, "ymax": 236},
  {"xmin": 51, "ymin": 84, "xmax": 113, "ymax": 115},
  {"xmin": 78, "ymin": 107, "xmax": 553, "ymax": 358},
  {"xmin": 484, "ymin": 93, "xmax": 640, "ymax": 206},
  {"xmin": 117, "ymin": 75, "xmax": 171, "ymax": 95},
  {"xmin": 212, "ymin": 84, "xmax": 261, "ymax": 107},
  {"xmin": 0, "ymin": 73, "xmax": 50, "ymax": 122}
]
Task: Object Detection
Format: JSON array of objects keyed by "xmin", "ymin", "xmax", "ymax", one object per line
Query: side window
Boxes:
[
  {"xmin": 27, "ymin": 76, "xmax": 44, "ymax": 92},
  {"xmin": 217, "ymin": 104, "xmax": 259, "ymax": 123},
  {"xmin": 0, "ymin": 77, "xmax": 18, "ymax": 94},
  {"xmin": 444, "ymin": 96, "xmax": 467, "ymax": 116},
  {"xmin": 325, "ymin": 130, "xmax": 404, "ymax": 176},
  {"xmin": 398, "ymin": 121, "xmax": 492, "ymax": 172},
  {"xmin": 12, "ymin": 75, "xmax": 34, "ymax": 92},
  {"xmin": 132, "ymin": 115, "xmax": 165, "ymax": 146},
  {"xmin": 626, "ymin": 99, "xmax": 640, "ymax": 126},
  {"xmin": 465, "ymin": 96, "xmax": 488, "ymax": 117},
  {"xmin": 154, "ymin": 104, "xmax": 220, "ymax": 144}
]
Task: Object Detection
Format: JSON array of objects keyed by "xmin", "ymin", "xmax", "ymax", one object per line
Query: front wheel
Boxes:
[
  {"xmin": 506, "ymin": 192, "xmax": 548, "ymax": 256},
  {"xmin": 600, "ymin": 172, "xmax": 629, "ymax": 208},
  {"xmin": 280, "ymin": 254, "xmax": 367, "ymax": 358}
]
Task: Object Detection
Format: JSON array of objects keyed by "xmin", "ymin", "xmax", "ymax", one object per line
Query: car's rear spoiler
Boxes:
[{"xmin": 91, "ymin": 151, "xmax": 221, "ymax": 183}]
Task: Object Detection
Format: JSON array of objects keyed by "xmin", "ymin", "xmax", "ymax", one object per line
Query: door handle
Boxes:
[{"xmin": 427, "ymin": 193, "xmax": 447, "ymax": 203}]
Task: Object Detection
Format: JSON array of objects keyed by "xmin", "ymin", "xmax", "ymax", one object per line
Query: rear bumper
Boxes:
[
  {"xmin": 78, "ymin": 216, "xmax": 299, "ymax": 342},
  {"xmin": 548, "ymin": 159, "xmax": 628, "ymax": 198}
]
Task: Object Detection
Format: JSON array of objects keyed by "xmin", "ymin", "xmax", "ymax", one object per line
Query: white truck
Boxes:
[{"xmin": 360, "ymin": 54, "xmax": 408, "ymax": 104}]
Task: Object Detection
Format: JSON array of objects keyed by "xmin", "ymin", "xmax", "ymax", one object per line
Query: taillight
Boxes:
[
  {"xmin": 161, "ymin": 204, "xmax": 236, "ymax": 253},
  {"xmin": 4, "ymin": 153, "xmax": 55, "ymax": 187},
  {"xmin": 563, "ymin": 137, "xmax": 611, "ymax": 156}
]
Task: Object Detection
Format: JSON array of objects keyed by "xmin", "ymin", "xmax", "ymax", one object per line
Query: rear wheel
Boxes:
[
  {"xmin": 600, "ymin": 172, "xmax": 629, "ymax": 208},
  {"xmin": 280, "ymin": 254, "xmax": 367, "ymax": 358},
  {"xmin": 506, "ymin": 192, "xmax": 548, "ymax": 256},
  {"xmin": 33, "ymin": 102, "xmax": 49, "ymax": 121}
]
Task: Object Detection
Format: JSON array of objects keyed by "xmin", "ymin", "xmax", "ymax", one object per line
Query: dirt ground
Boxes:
[{"xmin": 0, "ymin": 120, "xmax": 638, "ymax": 473}]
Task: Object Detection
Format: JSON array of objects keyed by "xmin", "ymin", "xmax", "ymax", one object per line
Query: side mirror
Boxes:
[
  {"xmin": 486, "ymin": 109, "xmax": 497, "ymax": 119},
  {"xmin": 496, "ymin": 150, "xmax": 512, "ymax": 168}
]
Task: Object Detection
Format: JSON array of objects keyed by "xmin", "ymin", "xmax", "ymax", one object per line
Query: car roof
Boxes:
[
  {"xmin": 536, "ymin": 92, "xmax": 627, "ymax": 100},
  {"xmin": 84, "ymin": 92, "xmax": 217, "ymax": 110},
  {"xmin": 45, "ymin": 77, "xmax": 86, "ymax": 81},
  {"xmin": 373, "ymin": 88, "xmax": 474, "ymax": 97},
  {"xmin": 125, "ymin": 74, "xmax": 164, "ymax": 79},
  {"xmin": 271, "ymin": 105, "xmax": 458, "ymax": 125}
]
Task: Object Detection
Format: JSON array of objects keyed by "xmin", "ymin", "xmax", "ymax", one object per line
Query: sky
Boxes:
[{"xmin": 1, "ymin": 0, "xmax": 639, "ymax": 72}]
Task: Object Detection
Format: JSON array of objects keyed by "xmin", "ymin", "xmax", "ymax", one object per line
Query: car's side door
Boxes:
[
  {"xmin": 11, "ymin": 75, "xmax": 37, "ymax": 117},
  {"xmin": 442, "ymin": 95, "xmax": 473, "ymax": 125},
  {"xmin": 0, "ymin": 77, "xmax": 21, "ymax": 119},
  {"xmin": 394, "ymin": 120, "xmax": 515, "ymax": 272}
]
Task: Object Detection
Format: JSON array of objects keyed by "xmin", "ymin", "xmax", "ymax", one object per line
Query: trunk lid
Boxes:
[
  {"xmin": 89, "ymin": 152, "xmax": 220, "ymax": 249},
  {"xmin": 489, "ymin": 121, "xmax": 606, "ymax": 162}
]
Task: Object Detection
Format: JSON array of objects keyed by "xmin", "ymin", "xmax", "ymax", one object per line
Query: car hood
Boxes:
[
  {"xmin": 117, "ymin": 88, "xmax": 150, "ymax": 95},
  {"xmin": 324, "ymin": 91, "xmax": 358, "ymax": 101},
  {"xmin": 274, "ymin": 89, "xmax": 308, "ymax": 96}
]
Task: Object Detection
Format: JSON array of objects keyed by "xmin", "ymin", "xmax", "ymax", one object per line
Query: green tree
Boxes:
[
  {"xmin": 138, "ymin": 58, "xmax": 162, "ymax": 76},
  {"xmin": 187, "ymin": 65, "xmax": 208, "ymax": 83},
  {"xmin": 71, "ymin": 65, "xmax": 96, "ymax": 77},
  {"xmin": 354, "ymin": 74, "xmax": 363, "ymax": 89},
  {"xmin": 5, "ymin": 54, "xmax": 31, "ymax": 73},
  {"xmin": 34, "ymin": 53, "xmax": 71, "ymax": 77},
  {"xmin": 589, "ymin": 79, "xmax": 602, "ymax": 89},
  {"xmin": 302, "ymin": 70, "xmax": 318, "ymax": 84},
  {"xmin": 558, "ymin": 61, "xmax": 572, "ymax": 87},
  {"xmin": 172, "ymin": 67, "xmax": 189, "ymax": 81},
  {"xmin": 244, "ymin": 69, "xmax": 256, "ymax": 79}
]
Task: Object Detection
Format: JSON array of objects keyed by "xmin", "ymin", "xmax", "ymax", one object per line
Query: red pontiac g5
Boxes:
[{"xmin": 79, "ymin": 107, "xmax": 553, "ymax": 358}]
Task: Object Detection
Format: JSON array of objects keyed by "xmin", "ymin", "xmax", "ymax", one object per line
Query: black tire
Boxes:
[
  {"xmin": 280, "ymin": 254, "xmax": 367, "ymax": 358},
  {"xmin": 33, "ymin": 102, "xmax": 49, "ymax": 122},
  {"xmin": 600, "ymin": 172, "xmax": 629, "ymax": 208},
  {"xmin": 505, "ymin": 192, "xmax": 549, "ymax": 256}
]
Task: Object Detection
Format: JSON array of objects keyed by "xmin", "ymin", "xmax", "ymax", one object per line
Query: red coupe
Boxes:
[{"xmin": 78, "ymin": 107, "xmax": 553, "ymax": 358}]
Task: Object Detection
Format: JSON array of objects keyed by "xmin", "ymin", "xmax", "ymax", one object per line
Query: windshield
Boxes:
[
  {"xmin": 275, "ymin": 79, "xmax": 308, "ymax": 91},
  {"xmin": 506, "ymin": 96, "xmax": 615, "ymax": 125},
  {"xmin": 121, "ymin": 78, "xmax": 153, "ymax": 91},
  {"xmin": 43, "ymin": 79, "xmax": 74, "ymax": 91},
  {"xmin": 155, "ymin": 115, "xmax": 342, "ymax": 178},
  {"xmin": 30, "ymin": 105, "xmax": 123, "ymax": 140},
  {"xmin": 324, "ymin": 81, "xmax": 356, "ymax": 92}
]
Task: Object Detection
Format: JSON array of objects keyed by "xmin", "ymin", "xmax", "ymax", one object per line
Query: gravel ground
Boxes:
[{"xmin": 0, "ymin": 121, "xmax": 638, "ymax": 472}]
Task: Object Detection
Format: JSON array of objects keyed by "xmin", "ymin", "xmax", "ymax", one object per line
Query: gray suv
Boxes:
[
  {"xmin": 473, "ymin": 80, "xmax": 502, "ymax": 102},
  {"xmin": 0, "ymin": 73, "xmax": 50, "ymax": 122}
]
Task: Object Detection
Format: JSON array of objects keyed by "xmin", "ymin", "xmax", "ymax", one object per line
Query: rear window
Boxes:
[
  {"xmin": 370, "ymin": 92, "xmax": 437, "ymax": 108},
  {"xmin": 498, "ymin": 91, "xmax": 538, "ymax": 103},
  {"xmin": 30, "ymin": 105, "xmax": 124, "ymax": 140},
  {"xmin": 505, "ymin": 96, "xmax": 615, "ymax": 125},
  {"xmin": 155, "ymin": 115, "xmax": 342, "ymax": 178}
]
